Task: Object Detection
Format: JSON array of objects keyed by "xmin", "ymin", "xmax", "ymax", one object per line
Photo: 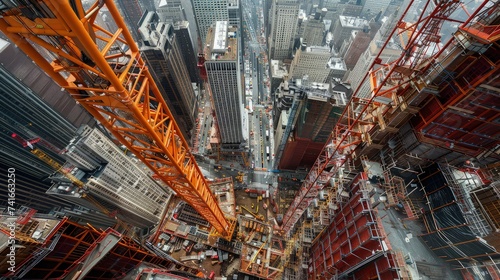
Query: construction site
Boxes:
[{"xmin": 0, "ymin": 0, "xmax": 499, "ymax": 279}]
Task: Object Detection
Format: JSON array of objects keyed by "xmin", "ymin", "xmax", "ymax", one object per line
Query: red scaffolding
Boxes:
[
  {"xmin": 280, "ymin": 0, "xmax": 466, "ymax": 236},
  {"xmin": 2, "ymin": 218, "xmax": 200, "ymax": 279},
  {"xmin": 309, "ymin": 174, "xmax": 401, "ymax": 279}
]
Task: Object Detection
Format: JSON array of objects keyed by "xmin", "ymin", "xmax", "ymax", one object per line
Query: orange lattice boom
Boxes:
[{"xmin": 0, "ymin": 0, "xmax": 233, "ymax": 239}]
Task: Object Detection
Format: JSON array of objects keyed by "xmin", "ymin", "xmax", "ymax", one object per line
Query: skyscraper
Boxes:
[
  {"xmin": 204, "ymin": 21, "xmax": 244, "ymax": 150},
  {"xmin": 157, "ymin": 0, "xmax": 186, "ymax": 22},
  {"xmin": 115, "ymin": 0, "xmax": 144, "ymax": 42},
  {"xmin": 191, "ymin": 0, "xmax": 229, "ymax": 45},
  {"xmin": 139, "ymin": 12, "xmax": 198, "ymax": 140},
  {"xmin": 157, "ymin": 0, "xmax": 199, "ymax": 55},
  {"xmin": 345, "ymin": 14, "xmax": 400, "ymax": 98},
  {"xmin": 228, "ymin": 0, "xmax": 242, "ymax": 27},
  {"xmin": 269, "ymin": 0, "xmax": 300, "ymax": 60},
  {"xmin": 60, "ymin": 125, "xmax": 172, "ymax": 228},
  {"xmin": 289, "ymin": 45, "xmax": 332, "ymax": 83},
  {"xmin": 0, "ymin": 38, "xmax": 116, "ymax": 228},
  {"xmin": 301, "ymin": 8, "xmax": 328, "ymax": 46},
  {"xmin": 340, "ymin": 28, "xmax": 372, "ymax": 69},
  {"xmin": 331, "ymin": 15, "xmax": 369, "ymax": 51},
  {"xmin": 270, "ymin": 59, "xmax": 289, "ymax": 99},
  {"xmin": 174, "ymin": 21, "xmax": 203, "ymax": 85},
  {"xmin": 361, "ymin": 0, "xmax": 392, "ymax": 16},
  {"xmin": 274, "ymin": 79, "xmax": 350, "ymax": 169}
]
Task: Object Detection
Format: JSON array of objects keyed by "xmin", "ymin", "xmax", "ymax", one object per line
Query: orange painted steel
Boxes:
[{"xmin": 0, "ymin": 0, "xmax": 232, "ymax": 238}]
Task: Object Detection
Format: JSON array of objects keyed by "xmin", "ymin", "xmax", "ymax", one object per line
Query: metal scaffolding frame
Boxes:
[
  {"xmin": 280, "ymin": 0, "xmax": 467, "ymax": 236},
  {"xmin": 440, "ymin": 164, "xmax": 492, "ymax": 237}
]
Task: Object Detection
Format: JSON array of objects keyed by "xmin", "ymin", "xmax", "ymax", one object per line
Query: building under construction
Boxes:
[{"xmin": 0, "ymin": 0, "xmax": 499, "ymax": 279}]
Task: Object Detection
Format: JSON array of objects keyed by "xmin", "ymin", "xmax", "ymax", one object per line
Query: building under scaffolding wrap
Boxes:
[
  {"xmin": 420, "ymin": 164, "xmax": 500, "ymax": 274},
  {"xmin": 283, "ymin": 0, "xmax": 500, "ymax": 279}
]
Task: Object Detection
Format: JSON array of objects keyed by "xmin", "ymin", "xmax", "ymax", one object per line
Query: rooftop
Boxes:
[
  {"xmin": 270, "ymin": 60, "xmax": 288, "ymax": 77},
  {"xmin": 205, "ymin": 21, "xmax": 238, "ymax": 61},
  {"xmin": 327, "ymin": 57, "xmax": 347, "ymax": 70},
  {"xmin": 138, "ymin": 12, "xmax": 172, "ymax": 48},
  {"xmin": 339, "ymin": 15, "xmax": 368, "ymax": 28},
  {"xmin": 323, "ymin": 19, "xmax": 332, "ymax": 31},
  {"xmin": 305, "ymin": 45, "xmax": 331, "ymax": 53},
  {"xmin": 173, "ymin": 20, "xmax": 189, "ymax": 29},
  {"xmin": 228, "ymin": 0, "xmax": 239, "ymax": 7},
  {"xmin": 305, "ymin": 82, "xmax": 332, "ymax": 102},
  {"xmin": 158, "ymin": 0, "xmax": 168, "ymax": 7}
]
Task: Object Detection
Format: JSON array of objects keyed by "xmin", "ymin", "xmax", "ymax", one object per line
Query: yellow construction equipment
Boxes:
[
  {"xmin": 234, "ymin": 171, "xmax": 245, "ymax": 183},
  {"xmin": 235, "ymin": 173, "xmax": 244, "ymax": 183},
  {"xmin": 241, "ymin": 206, "xmax": 264, "ymax": 221},
  {"xmin": 241, "ymin": 152, "xmax": 249, "ymax": 168},
  {"xmin": 246, "ymin": 241, "xmax": 267, "ymax": 271},
  {"xmin": 31, "ymin": 149, "xmax": 83, "ymax": 187}
]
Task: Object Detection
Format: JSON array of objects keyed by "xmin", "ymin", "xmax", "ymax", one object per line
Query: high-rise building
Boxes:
[
  {"xmin": 301, "ymin": 12, "xmax": 327, "ymax": 47},
  {"xmin": 174, "ymin": 21, "xmax": 203, "ymax": 85},
  {"xmin": 342, "ymin": 1, "xmax": 363, "ymax": 17},
  {"xmin": 289, "ymin": 44, "xmax": 328, "ymax": 81},
  {"xmin": 289, "ymin": 45, "xmax": 345, "ymax": 84},
  {"xmin": 0, "ymin": 45, "xmax": 84, "ymax": 178},
  {"xmin": 270, "ymin": 60, "xmax": 289, "ymax": 99},
  {"xmin": 269, "ymin": 0, "xmax": 300, "ymax": 60},
  {"xmin": 60, "ymin": 126, "xmax": 172, "ymax": 228},
  {"xmin": 331, "ymin": 15, "xmax": 369, "ymax": 51},
  {"xmin": 360, "ymin": 0, "xmax": 392, "ymax": 16},
  {"xmin": 345, "ymin": 14, "xmax": 400, "ymax": 97},
  {"xmin": 296, "ymin": 10, "xmax": 308, "ymax": 40},
  {"xmin": 139, "ymin": 12, "xmax": 198, "ymax": 140},
  {"xmin": 191, "ymin": 0, "xmax": 229, "ymax": 45},
  {"xmin": 228, "ymin": 0, "xmax": 242, "ymax": 27},
  {"xmin": 157, "ymin": 0, "xmax": 186, "ymax": 22},
  {"xmin": 115, "ymin": 0, "xmax": 144, "ymax": 42},
  {"xmin": 326, "ymin": 56, "xmax": 348, "ymax": 80},
  {"xmin": 0, "ymin": 38, "xmax": 117, "ymax": 228},
  {"xmin": 204, "ymin": 21, "xmax": 244, "ymax": 150},
  {"xmin": 157, "ymin": 0, "xmax": 199, "ymax": 55},
  {"xmin": 274, "ymin": 79, "xmax": 350, "ymax": 169},
  {"xmin": 263, "ymin": 0, "xmax": 273, "ymax": 38},
  {"xmin": 340, "ymin": 28, "xmax": 372, "ymax": 69}
]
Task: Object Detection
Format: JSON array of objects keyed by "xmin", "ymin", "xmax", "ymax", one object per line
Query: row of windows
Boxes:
[
  {"xmin": 207, "ymin": 67, "xmax": 243, "ymax": 143},
  {"xmin": 90, "ymin": 181, "xmax": 162, "ymax": 220}
]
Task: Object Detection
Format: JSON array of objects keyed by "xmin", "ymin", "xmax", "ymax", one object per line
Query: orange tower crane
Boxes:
[
  {"xmin": 0, "ymin": 0, "xmax": 235, "ymax": 240},
  {"xmin": 279, "ymin": 0, "xmax": 472, "ymax": 235}
]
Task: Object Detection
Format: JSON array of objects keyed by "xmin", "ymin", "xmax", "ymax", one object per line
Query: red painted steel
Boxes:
[
  {"xmin": 309, "ymin": 174, "xmax": 393, "ymax": 279},
  {"xmin": 4, "ymin": 219, "xmax": 199, "ymax": 279},
  {"xmin": 281, "ymin": 0, "xmax": 466, "ymax": 235}
]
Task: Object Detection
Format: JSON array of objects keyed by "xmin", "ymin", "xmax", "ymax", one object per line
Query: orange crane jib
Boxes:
[{"xmin": 0, "ymin": 0, "xmax": 232, "ymax": 239}]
